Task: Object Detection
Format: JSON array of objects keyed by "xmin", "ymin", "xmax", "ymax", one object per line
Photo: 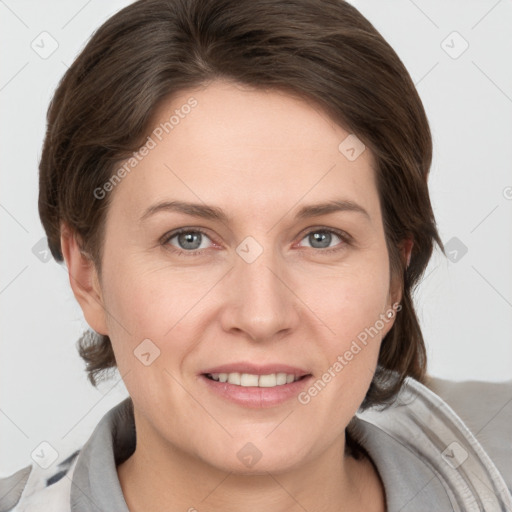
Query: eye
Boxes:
[
  {"xmin": 161, "ymin": 226, "xmax": 351, "ymax": 257},
  {"xmin": 297, "ymin": 228, "xmax": 350, "ymax": 253},
  {"xmin": 162, "ymin": 228, "xmax": 215, "ymax": 256}
]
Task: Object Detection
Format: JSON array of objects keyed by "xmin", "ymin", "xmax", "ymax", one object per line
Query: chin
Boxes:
[{"xmin": 200, "ymin": 438, "xmax": 312, "ymax": 476}]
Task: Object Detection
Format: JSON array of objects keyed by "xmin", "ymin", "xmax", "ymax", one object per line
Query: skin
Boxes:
[{"xmin": 61, "ymin": 80, "xmax": 411, "ymax": 512}]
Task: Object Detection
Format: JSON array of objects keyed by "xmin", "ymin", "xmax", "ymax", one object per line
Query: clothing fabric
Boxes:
[{"xmin": 1, "ymin": 377, "xmax": 511, "ymax": 511}]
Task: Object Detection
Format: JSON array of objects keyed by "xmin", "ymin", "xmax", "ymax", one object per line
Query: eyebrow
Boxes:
[{"xmin": 139, "ymin": 199, "xmax": 370, "ymax": 224}]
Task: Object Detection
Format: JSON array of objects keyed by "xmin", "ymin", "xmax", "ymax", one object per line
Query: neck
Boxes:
[{"xmin": 117, "ymin": 420, "xmax": 386, "ymax": 512}]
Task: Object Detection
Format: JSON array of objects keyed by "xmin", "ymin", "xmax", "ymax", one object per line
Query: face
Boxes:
[{"xmin": 69, "ymin": 80, "xmax": 401, "ymax": 474}]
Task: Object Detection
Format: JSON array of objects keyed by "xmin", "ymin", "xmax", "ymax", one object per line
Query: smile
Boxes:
[
  {"xmin": 205, "ymin": 372, "xmax": 305, "ymax": 388},
  {"xmin": 200, "ymin": 372, "xmax": 313, "ymax": 408}
]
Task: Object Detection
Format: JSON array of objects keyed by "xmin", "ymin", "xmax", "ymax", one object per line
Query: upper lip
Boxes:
[{"xmin": 201, "ymin": 362, "xmax": 311, "ymax": 377}]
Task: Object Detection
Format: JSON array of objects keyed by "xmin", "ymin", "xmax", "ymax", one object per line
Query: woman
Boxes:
[{"xmin": 1, "ymin": 0, "xmax": 510, "ymax": 510}]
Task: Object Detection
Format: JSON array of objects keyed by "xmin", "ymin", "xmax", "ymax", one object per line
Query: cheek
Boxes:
[
  {"xmin": 99, "ymin": 252, "xmax": 222, "ymax": 369},
  {"xmin": 100, "ymin": 230, "xmax": 392, "ymax": 369},
  {"xmin": 320, "ymin": 258, "xmax": 391, "ymax": 340},
  {"xmin": 310, "ymin": 255, "xmax": 392, "ymax": 393}
]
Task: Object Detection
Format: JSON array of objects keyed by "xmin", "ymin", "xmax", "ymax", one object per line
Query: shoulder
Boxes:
[
  {"xmin": 353, "ymin": 376, "xmax": 512, "ymax": 509},
  {"xmin": 425, "ymin": 376, "xmax": 512, "ymax": 492},
  {"xmin": 0, "ymin": 449, "xmax": 80, "ymax": 512}
]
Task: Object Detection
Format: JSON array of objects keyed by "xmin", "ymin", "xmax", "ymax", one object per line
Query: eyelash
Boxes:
[{"xmin": 160, "ymin": 227, "xmax": 352, "ymax": 257}]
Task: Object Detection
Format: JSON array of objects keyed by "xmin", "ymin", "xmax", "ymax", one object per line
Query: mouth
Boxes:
[
  {"xmin": 199, "ymin": 364, "xmax": 314, "ymax": 408},
  {"xmin": 203, "ymin": 372, "xmax": 311, "ymax": 388},
  {"xmin": 199, "ymin": 362, "xmax": 313, "ymax": 407}
]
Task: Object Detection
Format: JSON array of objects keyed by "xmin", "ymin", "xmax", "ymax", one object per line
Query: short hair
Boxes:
[{"xmin": 38, "ymin": 0, "xmax": 444, "ymax": 409}]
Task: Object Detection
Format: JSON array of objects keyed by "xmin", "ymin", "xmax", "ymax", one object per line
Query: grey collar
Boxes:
[{"xmin": 352, "ymin": 378, "xmax": 512, "ymax": 511}]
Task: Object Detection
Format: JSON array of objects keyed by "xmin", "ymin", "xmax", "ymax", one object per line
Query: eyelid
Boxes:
[
  {"xmin": 296, "ymin": 225, "xmax": 353, "ymax": 244},
  {"xmin": 160, "ymin": 227, "xmax": 217, "ymax": 253},
  {"xmin": 294, "ymin": 226, "xmax": 352, "ymax": 253}
]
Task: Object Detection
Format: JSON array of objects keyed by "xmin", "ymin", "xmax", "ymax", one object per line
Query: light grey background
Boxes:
[{"xmin": 1, "ymin": 0, "xmax": 511, "ymax": 476}]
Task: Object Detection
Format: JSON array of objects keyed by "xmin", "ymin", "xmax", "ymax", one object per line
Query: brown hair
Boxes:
[{"xmin": 39, "ymin": 0, "xmax": 444, "ymax": 409}]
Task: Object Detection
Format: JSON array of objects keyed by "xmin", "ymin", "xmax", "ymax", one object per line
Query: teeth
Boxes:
[
  {"xmin": 227, "ymin": 373, "xmax": 241, "ymax": 385},
  {"xmin": 207, "ymin": 372, "xmax": 302, "ymax": 388},
  {"xmin": 241, "ymin": 373, "xmax": 259, "ymax": 386},
  {"xmin": 259, "ymin": 374, "xmax": 277, "ymax": 387}
]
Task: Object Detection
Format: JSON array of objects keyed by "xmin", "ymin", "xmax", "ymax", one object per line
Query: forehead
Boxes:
[{"xmin": 109, "ymin": 80, "xmax": 380, "ymax": 224}]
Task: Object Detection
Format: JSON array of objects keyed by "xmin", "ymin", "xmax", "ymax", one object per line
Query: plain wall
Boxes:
[{"xmin": 1, "ymin": 0, "xmax": 511, "ymax": 476}]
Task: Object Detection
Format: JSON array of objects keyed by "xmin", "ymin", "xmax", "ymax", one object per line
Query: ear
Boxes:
[
  {"xmin": 387, "ymin": 237, "xmax": 414, "ymax": 309},
  {"xmin": 401, "ymin": 238, "xmax": 414, "ymax": 269},
  {"xmin": 60, "ymin": 223, "xmax": 109, "ymax": 336}
]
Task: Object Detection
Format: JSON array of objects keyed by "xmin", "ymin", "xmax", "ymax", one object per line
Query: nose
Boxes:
[{"xmin": 218, "ymin": 240, "xmax": 300, "ymax": 343}]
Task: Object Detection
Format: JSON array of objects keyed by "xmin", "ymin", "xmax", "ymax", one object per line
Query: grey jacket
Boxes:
[{"xmin": 1, "ymin": 377, "xmax": 511, "ymax": 511}]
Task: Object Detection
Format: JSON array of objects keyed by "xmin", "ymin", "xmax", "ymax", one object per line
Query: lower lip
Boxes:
[{"xmin": 200, "ymin": 374, "xmax": 313, "ymax": 408}]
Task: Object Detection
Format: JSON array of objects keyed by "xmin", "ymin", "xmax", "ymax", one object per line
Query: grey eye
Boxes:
[
  {"xmin": 301, "ymin": 230, "xmax": 343, "ymax": 250},
  {"xmin": 308, "ymin": 231, "xmax": 333, "ymax": 249},
  {"xmin": 166, "ymin": 230, "xmax": 212, "ymax": 252},
  {"xmin": 176, "ymin": 231, "xmax": 203, "ymax": 250}
]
